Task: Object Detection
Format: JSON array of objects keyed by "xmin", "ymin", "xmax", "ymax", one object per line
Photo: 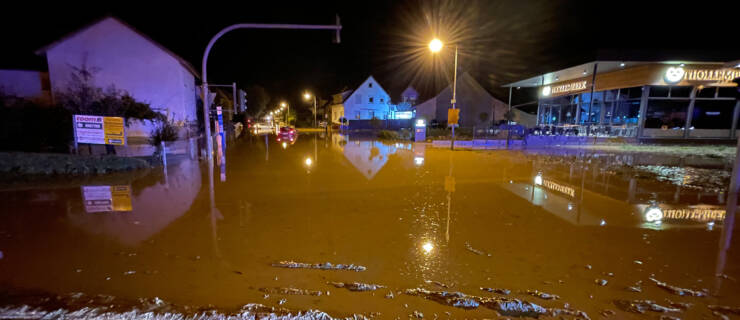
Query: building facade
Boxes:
[
  {"xmin": 416, "ymin": 72, "xmax": 509, "ymax": 127},
  {"xmin": 505, "ymin": 61, "xmax": 740, "ymax": 140},
  {"xmin": 0, "ymin": 70, "xmax": 51, "ymax": 104},
  {"xmin": 36, "ymin": 17, "xmax": 199, "ymax": 138},
  {"xmin": 331, "ymin": 76, "xmax": 393, "ymax": 123}
]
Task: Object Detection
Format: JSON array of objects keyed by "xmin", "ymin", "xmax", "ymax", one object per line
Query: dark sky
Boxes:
[{"xmin": 1, "ymin": 0, "xmax": 737, "ymax": 108}]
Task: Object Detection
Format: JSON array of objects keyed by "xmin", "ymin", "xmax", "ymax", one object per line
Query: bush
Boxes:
[
  {"xmin": 377, "ymin": 130, "xmax": 400, "ymax": 140},
  {"xmin": 148, "ymin": 120, "xmax": 179, "ymax": 146},
  {"xmin": 0, "ymin": 96, "xmax": 73, "ymax": 153}
]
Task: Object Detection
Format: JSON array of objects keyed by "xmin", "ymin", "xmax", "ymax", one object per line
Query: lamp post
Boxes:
[
  {"xmin": 304, "ymin": 92, "xmax": 317, "ymax": 127},
  {"xmin": 429, "ymin": 38, "xmax": 458, "ymax": 150},
  {"xmin": 280, "ymin": 102, "xmax": 288, "ymax": 126}
]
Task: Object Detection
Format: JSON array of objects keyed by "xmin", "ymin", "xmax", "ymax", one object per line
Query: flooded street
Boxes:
[{"xmin": 1, "ymin": 133, "xmax": 739, "ymax": 319}]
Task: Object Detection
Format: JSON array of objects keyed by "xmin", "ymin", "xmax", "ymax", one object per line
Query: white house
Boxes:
[
  {"xmin": 35, "ymin": 16, "xmax": 199, "ymax": 139},
  {"xmin": 332, "ymin": 76, "xmax": 393, "ymax": 122}
]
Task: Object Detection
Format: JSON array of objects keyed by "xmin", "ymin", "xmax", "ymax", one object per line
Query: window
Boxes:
[
  {"xmin": 691, "ymin": 99, "xmax": 736, "ymax": 129},
  {"xmin": 380, "ymin": 98, "xmax": 384, "ymax": 103},
  {"xmin": 369, "ymin": 97, "xmax": 374, "ymax": 103},
  {"xmin": 355, "ymin": 111, "xmax": 361, "ymax": 119},
  {"xmin": 696, "ymin": 87, "xmax": 716, "ymax": 98},
  {"xmin": 649, "ymin": 86, "xmax": 669, "ymax": 97},
  {"xmin": 368, "ymin": 82, "xmax": 373, "ymax": 88},
  {"xmin": 612, "ymin": 99, "xmax": 640, "ymax": 125},
  {"xmin": 670, "ymin": 86, "xmax": 692, "ymax": 98},
  {"xmin": 369, "ymin": 110, "xmax": 375, "ymax": 119},
  {"xmin": 645, "ymin": 100, "xmax": 689, "ymax": 129},
  {"xmin": 718, "ymin": 87, "xmax": 737, "ymax": 98}
]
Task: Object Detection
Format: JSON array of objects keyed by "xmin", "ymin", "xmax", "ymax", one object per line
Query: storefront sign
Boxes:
[
  {"xmin": 542, "ymin": 179, "xmax": 576, "ymax": 198},
  {"xmin": 542, "ymin": 80, "xmax": 589, "ymax": 97},
  {"xmin": 74, "ymin": 114, "xmax": 126, "ymax": 145},
  {"xmin": 664, "ymin": 66, "xmax": 740, "ymax": 84},
  {"xmin": 81, "ymin": 185, "xmax": 132, "ymax": 213}
]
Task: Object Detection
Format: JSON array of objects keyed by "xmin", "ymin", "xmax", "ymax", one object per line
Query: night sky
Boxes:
[{"xmin": 1, "ymin": 1, "xmax": 737, "ymax": 108}]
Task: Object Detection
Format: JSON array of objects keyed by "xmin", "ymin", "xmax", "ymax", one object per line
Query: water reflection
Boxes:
[
  {"xmin": 67, "ymin": 159, "xmax": 201, "ymax": 246},
  {"xmin": 1, "ymin": 133, "xmax": 739, "ymax": 318}
]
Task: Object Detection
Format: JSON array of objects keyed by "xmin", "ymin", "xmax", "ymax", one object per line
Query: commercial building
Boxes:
[{"xmin": 504, "ymin": 61, "xmax": 740, "ymax": 140}]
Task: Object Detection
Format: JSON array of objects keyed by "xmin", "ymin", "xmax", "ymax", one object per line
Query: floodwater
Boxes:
[{"xmin": 1, "ymin": 132, "xmax": 739, "ymax": 319}]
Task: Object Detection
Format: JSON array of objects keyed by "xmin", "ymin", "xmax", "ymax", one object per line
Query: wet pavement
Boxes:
[{"xmin": 1, "ymin": 132, "xmax": 739, "ymax": 319}]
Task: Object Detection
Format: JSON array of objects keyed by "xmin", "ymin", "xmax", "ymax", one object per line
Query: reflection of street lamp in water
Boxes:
[{"xmin": 422, "ymin": 242, "xmax": 434, "ymax": 254}]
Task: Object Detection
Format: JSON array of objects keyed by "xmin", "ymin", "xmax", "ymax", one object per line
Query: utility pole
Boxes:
[{"xmin": 450, "ymin": 45, "xmax": 458, "ymax": 150}]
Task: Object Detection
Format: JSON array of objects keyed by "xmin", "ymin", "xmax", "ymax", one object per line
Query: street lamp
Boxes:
[
  {"xmin": 303, "ymin": 91, "xmax": 317, "ymax": 127},
  {"xmin": 281, "ymin": 102, "xmax": 289, "ymax": 125},
  {"xmin": 429, "ymin": 38, "xmax": 458, "ymax": 150}
]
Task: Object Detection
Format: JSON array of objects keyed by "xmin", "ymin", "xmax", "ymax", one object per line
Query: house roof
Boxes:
[{"xmin": 34, "ymin": 16, "xmax": 199, "ymax": 79}]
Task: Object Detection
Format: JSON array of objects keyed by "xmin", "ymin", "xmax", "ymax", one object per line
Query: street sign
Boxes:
[
  {"xmin": 74, "ymin": 114, "xmax": 125, "ymax": 145},
  {"xmin": 81, "ymin": 185, "xmax": 132, "ymax": 213},
  {"xmin": 447, "ymin": 108, "xmax": 460, "ymax": 125}
]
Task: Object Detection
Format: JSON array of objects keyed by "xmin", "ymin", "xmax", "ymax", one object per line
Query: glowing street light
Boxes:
[
  {"xmin": 429, "ymin": 37, "xmax": 458, "ymax": 150},
  {"xmin": 429, "ymin": 38, "xmax": 443, "ymax": 53}
]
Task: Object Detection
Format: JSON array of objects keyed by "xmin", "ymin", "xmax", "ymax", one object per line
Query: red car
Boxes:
[{"xmin": 276, "ymin": 126, "xmax": 296, "ymax": 143}]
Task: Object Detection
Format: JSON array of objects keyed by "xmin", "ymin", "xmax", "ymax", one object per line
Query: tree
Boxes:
[
  {"xmin": 245, "ymin": 85, "xmax": 270, "ymax": 117},
  {"xmin": 56, "ymin": 64, "xmax": 163, "ymax": 125}
]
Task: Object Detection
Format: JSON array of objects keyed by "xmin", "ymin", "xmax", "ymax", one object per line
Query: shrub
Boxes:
[
  {"xmin": 0, "ymin": 96, "xmax": 73, "ymax": 153},
  {"xmin": 377, "ymin": 130, "xmax": 400, "ymax": 140},
  {"xmin": 148, "ymin": 120, "xmax": 179, "ymax": 146}
]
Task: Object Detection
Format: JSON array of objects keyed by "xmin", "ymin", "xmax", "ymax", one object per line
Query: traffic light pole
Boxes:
[{"xmin": 200, "ymin": 20, "xmax": 342, "ymax": 160}]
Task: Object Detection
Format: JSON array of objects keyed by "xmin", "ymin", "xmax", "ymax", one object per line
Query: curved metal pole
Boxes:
[{"xmin": 201, "ymin": 22, "xmax": 342, "ymax": 159}]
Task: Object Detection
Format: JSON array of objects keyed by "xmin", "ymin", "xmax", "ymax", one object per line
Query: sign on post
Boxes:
[
  {"xmin": 74, "ymin": 115, "xmax": 126, "ymax": 146},
  {"xmin": 447, "ymin": 108, "xmax": 460, "ymax": 126}
]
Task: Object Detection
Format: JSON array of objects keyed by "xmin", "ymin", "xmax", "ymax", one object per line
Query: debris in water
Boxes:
[
  {"xmin": 271, "ymin": 261, "xmax": 366, "ymax": 272},
  {"xmin": 262, "ymin": 294, "xmax": 269, "ymax": 299},
  {"xmin": 464, "ymin": 242, "xmax": 492, "ymax": 257},
  {"xmin": 259, "ymin": 287, "xmax": 324, "ymax": 296},
  {"xmin": 480, "ymin": 287, "xmax": 511, "ymax": 295},
  {"xmin": 526, "ymin": 290, "xmax": 559, "ymax": 300},
  {"xmin": 649, "ymin": 278, "xmax": 706, "ymax": 297},
  {"xmin": 716, "ymin": 274, "xmax": 736, "ymax": 281},
  {"xmin": 713, "ymin": 311, "xmax": 731, "ymax": 320},
  {"xmin": 660, "ymin": 316, "xmax": 680, "ymax": 320},
  {"xmin": 708, "ymin": 305, "xmax": 740, "ymax": 315},
  {"xmin": 385, "ymin": 291, "xmax": 394, "ymax": 299},
  {"xmin": 75, "ymin": 269, "xmax": 82, "ymax": 273},
  {"xmin": 278, "ymin": 299, "xmax": 287, "ymax": 305},
  {"xmin": 602, "ymin": 272, "xmax": 614, "ymax": 277},
  {"xmin": 665, "ymin": 299, "xmax": 692, "ymax": 310},
  {"xmin": 585, "ymin": 264, "xmax": 592, "ymax": 270},
  {"xmin": 329, "ymin": 282, "xmax": 385, "ymax": 292},
  {"xmin": 614, "ymin": 300, "xmax": 682, "ymax": 314},
  {"xmin": 123, "ymin": 270, "xmax": 136, "ymax": 275},
  {"xmin": 424, "ymin": 280, "xmax": 450, "ymax": 288},
  {"xmin": 233, "ymin": 271, "xmax": 243, "ymax": 275},
  {"xmin": 411, "ymin": 310, "xmax": 423, "ymax": 318},
  {"xmin": 404, "ymin": 288, "xmax": 586, "ymax": 318},
  {"xmin": 601, "ymin": 309, "xmax": 616, "ymax": 317},
  {"xmin": 627, "ymin": 286, "xmax": 642, "ymax": 293},
  {"xmin": 595, "ymin": 279, "xmax": 608, "ymax": 286},
  {"xmin": 634, "ymin": 260, "xmax": 643, "ymax": 265}
]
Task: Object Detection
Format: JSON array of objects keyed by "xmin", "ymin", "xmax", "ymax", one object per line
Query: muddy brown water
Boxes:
[{"xmin": 0, "ymin": 133, "xmax": 739, "ymax": 319}]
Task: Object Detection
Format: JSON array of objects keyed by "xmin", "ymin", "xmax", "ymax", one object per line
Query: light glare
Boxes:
[{"xmin": 429, "ymin": 38, "xmax": 443, "ymax": 53}]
